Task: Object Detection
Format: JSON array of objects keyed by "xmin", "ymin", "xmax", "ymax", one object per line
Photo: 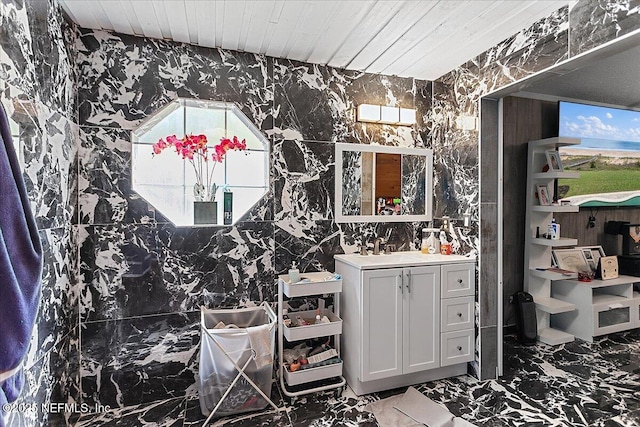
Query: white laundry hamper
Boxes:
[{"xmin": 198, "ymin": 302, "xmax": 277, "ymax": 420}]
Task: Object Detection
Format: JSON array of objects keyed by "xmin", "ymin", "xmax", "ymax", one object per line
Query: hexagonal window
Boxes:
[{"xmin": 131, "ymin": 99, "xmax": 269, "ymax": 226}]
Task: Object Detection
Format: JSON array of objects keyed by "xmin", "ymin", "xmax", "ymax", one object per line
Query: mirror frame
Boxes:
[{"xmin": 335, "ymin": 143, "xmax": 433, "ymax": 223}]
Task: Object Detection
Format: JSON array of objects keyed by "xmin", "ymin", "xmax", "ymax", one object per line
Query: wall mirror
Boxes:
[
  {"xmin": 335, "ymin": 143, "xmax": 433, "ymax": 223},
  {"xmin": 131, "ymin": 98, "xmax": 269, "ymax": 227}
]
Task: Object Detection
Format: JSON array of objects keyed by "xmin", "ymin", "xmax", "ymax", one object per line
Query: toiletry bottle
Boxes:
[
  {"xmin": 551, "ymin": 218, "xmax": 560, "ymax": 240},
  {"xmin": 315, "ymin": 308, "xmax": 322, "ymax": 324},
  {"xmin": 282, "ymin": 308, "xmax": 291, "ymax": 327},
  {"xmin": 421, "ymin": 228, "xmax": 429, "ymax": 254},
  {"xmin": 439, "ymin": 229, "xmax": 451, "ymax": 255},
  {"xmin": 289, "ymin": 261, "xmax": 300, "ymax": 283},
  {"xmin": 439, "ymin": 218, "xmax": 452, "ymax": 254},
  {"xmin": 426, "ymin": 229, "xmax": 439, "ymax": 254}
]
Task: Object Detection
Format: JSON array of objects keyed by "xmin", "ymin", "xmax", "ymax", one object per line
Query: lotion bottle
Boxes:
[
  {"xmin": 289, "ymin": 261, "xmax": 300, "ymax": 283},
  {"xmin": 551, "ymin": 218, "xmax": 560, "ymax": 240}
]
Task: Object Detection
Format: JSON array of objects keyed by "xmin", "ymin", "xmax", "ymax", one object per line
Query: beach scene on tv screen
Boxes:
[{"xmin": 558, "ymin": 101, "xmax": 640, "ymax": 206}]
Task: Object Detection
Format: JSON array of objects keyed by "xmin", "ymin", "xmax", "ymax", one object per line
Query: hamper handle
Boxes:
[{"xmin": 262, "ymin": 301, "xmax": 277, "ymax": 324}]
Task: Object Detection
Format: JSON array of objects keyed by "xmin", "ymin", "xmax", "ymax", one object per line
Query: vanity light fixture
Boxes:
[
  {"xmin": 356, "ymin": 104, "xmax": 416, "ymax": 126},
  {"xmin": 357, "ymin": 104, "xmax": 381, "ymax": 123},
  {"xmin": 398, "ymin": 108, "xmax": 417, "ymax": 126}
]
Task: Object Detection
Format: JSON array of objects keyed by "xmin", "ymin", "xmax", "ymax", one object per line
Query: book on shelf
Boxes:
[{"xmin": 538, "ymin": 267, "xmax": 575, "ymax": 275}]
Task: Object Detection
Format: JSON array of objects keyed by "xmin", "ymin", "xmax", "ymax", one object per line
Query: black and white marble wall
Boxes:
[
  {"xmin": 434, "ymin": 4, "xmax": 573, "ymax": 380},
  {"xmin": 435, "ymin": 0, "xmax": 639, "ymax": 380},
  {"xmin": 0, "ymin": 1, "xmax": 79, "ymax": 426},
  {"xmin": 3, "ymin": 0, "xmax": 636, "ymax": 422},
  {"xmin": 74, "ymin": 24, "xmax": 439, "ymax": 412},
  {"xmin": 79, "ymin": 0, "xmax": 628, "ymax": 406},
  {"xmin": 340, "ymin": 150, "xmax": 362, "ymax": 216},
  {"xmin": 570, "ymin": 0, "xmax": 640, "ymax": 57},
  {"xmin": 402, "ymin": 155, "xmax": 427, "ymax": 215}
]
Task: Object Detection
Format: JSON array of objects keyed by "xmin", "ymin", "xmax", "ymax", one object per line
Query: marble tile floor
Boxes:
[{"xmin": 75, "ymin": 329, "xmax": 640, "ymax": 426}]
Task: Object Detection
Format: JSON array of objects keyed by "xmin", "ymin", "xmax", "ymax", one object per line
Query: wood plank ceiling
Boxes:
[{"xmin": 57, "ymin": 0, "xmax": 568, "ymax": 81}]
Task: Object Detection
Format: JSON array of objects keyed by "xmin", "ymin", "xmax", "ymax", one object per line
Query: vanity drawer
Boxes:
[
  {"xmin": 440, "ymin": 329, "xmax": 474, "ymax": 367},
  {"xmin": 441, "ymin": 263, "xmax": 474, "ymax": 299},
  {"xmin": 441, "ymin": 296, "xmax": 474, "ymax": 332}
]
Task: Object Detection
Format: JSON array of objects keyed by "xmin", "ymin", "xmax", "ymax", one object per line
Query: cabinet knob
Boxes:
[
  {"xmin": 457, "ymin": 346, "xmax": 462, "ymax": 352},
  {"xmin": 457, "ymin": 312, "xmax": 463, "ymax": 318},
  {"xmin": 457, "ymin": 279, "xmax": 463, "ymax": 285}
]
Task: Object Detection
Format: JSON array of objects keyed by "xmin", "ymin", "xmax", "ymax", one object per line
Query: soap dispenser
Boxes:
[
  {"xmin": 421, "ymin": 228, "xmax": 430, "ymax": 254},
  {"xmin": 426, "ymin": 229, "xmax": 439, "ymax": 254},
  {"xmin": 289, "ymin": 261, "xmax": 300, "ymax": 283}
]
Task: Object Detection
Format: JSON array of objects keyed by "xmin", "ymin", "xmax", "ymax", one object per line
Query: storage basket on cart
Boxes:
[{"xmin": 198, "ymin": 302, "xmax": 278, "ymax": 422}]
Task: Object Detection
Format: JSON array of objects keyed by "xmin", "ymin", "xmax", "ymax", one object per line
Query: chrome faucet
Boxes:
[{"xmin": 373, "ymin": 237, "xmax": 385, "ymax": 255}]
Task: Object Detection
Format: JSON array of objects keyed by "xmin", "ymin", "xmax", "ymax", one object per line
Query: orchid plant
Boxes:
[{"xmin": 153, "ymin": 134, "xmax": 247, "ymax": 202}]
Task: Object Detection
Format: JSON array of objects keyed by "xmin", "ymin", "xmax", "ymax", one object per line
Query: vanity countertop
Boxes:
[{"xmin": 334, "ymin": 251, "xmax": 475, "ymax": 270}]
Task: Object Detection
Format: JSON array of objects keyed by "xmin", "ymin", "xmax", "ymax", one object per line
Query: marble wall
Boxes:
[
  {"xmin": 2, "ymin": 0, "xmax": 637, "ymax": 421},
  {"xmin": 74, "ymin": 29, "xmax": 444, "ymax": 411},
  {"xmin": 0, "ymin": 1, "xmax": 79, "ymax": 426},
  {"xmin": 434, "ymin": 0, "xmax": 640, "ymax": 379}
]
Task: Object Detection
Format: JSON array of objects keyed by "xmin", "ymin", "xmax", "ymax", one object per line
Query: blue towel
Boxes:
[{"xmin": 0, "ymin": 102, "xmax": 43, "ymax": 425}]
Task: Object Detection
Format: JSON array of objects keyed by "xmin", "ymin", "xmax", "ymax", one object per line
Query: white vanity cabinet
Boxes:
[
  {"xmin": 335, "ymin": 252, "xmax": 475, "ymax": 396},
  {"xmin": 361, "ymin": 266, "xmax": 440, "ymax": 382}
]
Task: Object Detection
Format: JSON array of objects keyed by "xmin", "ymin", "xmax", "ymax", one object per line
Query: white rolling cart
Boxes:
[{"xmin": 277, "ymin": 271, "xmax": 346, "ymax": 401}]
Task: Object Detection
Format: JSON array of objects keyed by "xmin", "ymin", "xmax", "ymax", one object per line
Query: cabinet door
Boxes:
[
  {"xmin": 362, "ymin": 268, "xmax": 403, "ymax": 382},
  {"xmin": 403, "ymin": 266, "xmax": 440, "ymax": 374}
]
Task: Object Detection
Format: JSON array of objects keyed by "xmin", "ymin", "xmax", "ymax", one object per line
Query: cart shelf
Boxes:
[{"xmin": 278, "ymin": 273, "xmax": 346, "ymax": 399}]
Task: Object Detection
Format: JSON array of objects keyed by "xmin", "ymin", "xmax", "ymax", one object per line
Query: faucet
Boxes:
[
  {"xmin": 360, "ymin": 244, "xmax": 368, "ymax": 255},
  {"xmin": 373, "ymin": 238, "xmax": 385, "ymax": 255}
]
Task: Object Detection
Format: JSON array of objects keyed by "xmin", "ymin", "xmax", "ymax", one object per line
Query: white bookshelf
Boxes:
[{"xmin": 523, "ymin": 137, "xmax": 581, "ymax": 345}]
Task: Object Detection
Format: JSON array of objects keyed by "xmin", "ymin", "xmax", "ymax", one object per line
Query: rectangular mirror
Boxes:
[{"xmin": 335, "ymin": 143, "xmax": 433, "ymax": 223}]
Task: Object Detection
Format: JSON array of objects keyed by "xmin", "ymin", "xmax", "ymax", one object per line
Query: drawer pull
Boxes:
[
  {"xmin": 457, "ymin": 346, "xmax": 462, "ymax": 352},
  {"xmin": 457, "ymin": 312, "xmax": 463, "ymax": 318},
  {"xmin": 457, "ymin": 279, "xmax": 463, "ymax": 285}
]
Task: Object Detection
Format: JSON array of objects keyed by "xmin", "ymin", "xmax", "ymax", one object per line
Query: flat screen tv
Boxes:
[{"xmin": 557, "ymin": 101, "xmax": 640, "ymax": 207}]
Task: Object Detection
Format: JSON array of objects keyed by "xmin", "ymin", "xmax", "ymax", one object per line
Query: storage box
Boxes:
[
  {"xmin": 593, "ymin": 296, "xmax": 633, "ymax": 337},
  {"xmin": 283, "ymin": 360, "xmax": 343, "ymax": 386},
  {"xmin": 283, "ymin": 309, "xmax": 342, "ymax": 341},
  {"xmin": 280, "ymin": 272, "xmax": 342, "ymax": 297}
]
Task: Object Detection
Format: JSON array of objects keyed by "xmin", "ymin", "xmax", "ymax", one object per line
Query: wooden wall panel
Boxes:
[
  {"xmin": 502, "ymin": 97, "xmax": 544, "ymax": 326},
  {"xmin": 375, "ymin": 153, "xmax": 401, "ymax": 198}
]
